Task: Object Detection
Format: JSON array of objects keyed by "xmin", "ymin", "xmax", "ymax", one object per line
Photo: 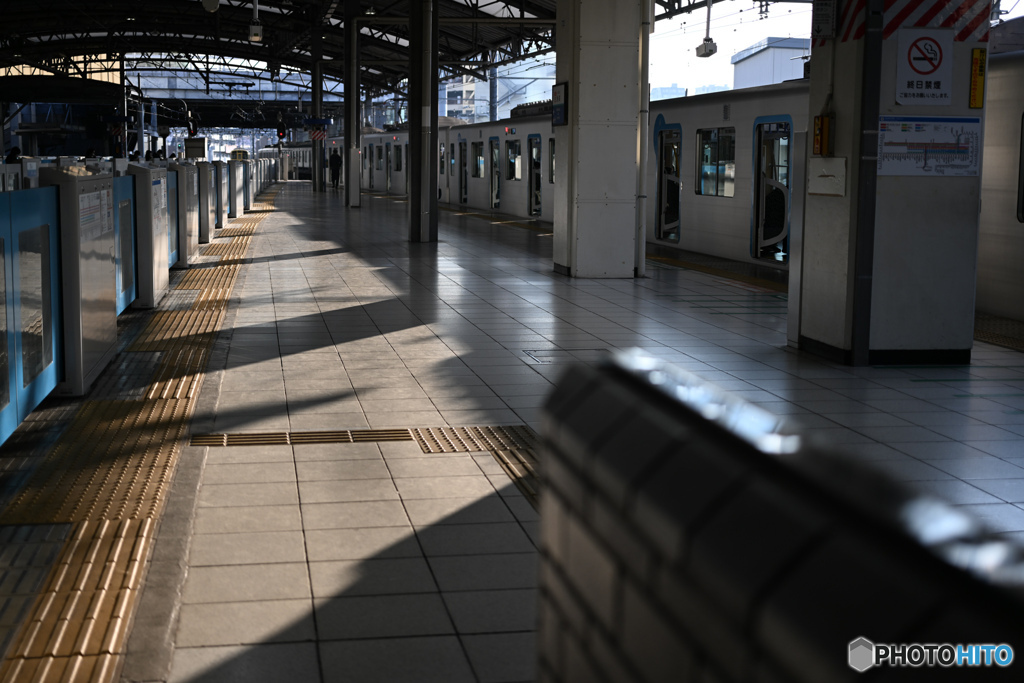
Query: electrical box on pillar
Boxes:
[{"xmin": 813, "ymin": 114, "xmax": 832, "ymax": 156}]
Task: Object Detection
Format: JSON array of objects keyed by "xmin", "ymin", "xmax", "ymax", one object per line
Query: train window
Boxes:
[
  {"xmin": 472, "ymin": 142, "xmax": 483, "ymax": 178},
  {"xmin": 753, "ymin": 122, "xmax": 791, "ymax": 261},
  {"xmin": 363, "ymin": 147, "xmax": 367, "ymax": 170},
  {"xmin": 1018, "ymin": 114, "xmax": 1024, "ymax": 224},
  {"xmin": 658, "ymin": 129, "xmax": 682, "ymax": 242},
  {"xmin": 377, "ymin": 147, "xmax": 383, "ymax": 171},
  {"xmin": 395, "ymin": 145, "xmax": 402, "ymax": 172},
  {"xmin": 440, "ymin": 144, "xmax": 446, "ymax": 175},
  {"xmin": 506, "ymin": 140, "xmax": 522, "ymax": 181},
  {"xmin": 695, "ymin": 128, "xmax": 736, "ymax": 197},
  {"xmin": 451, "ymin": 149, "xmax": 456, "ymax": 176},
  {"xmin": 549, "ymin": 139, "xmax": 555, "ymax": 184}
]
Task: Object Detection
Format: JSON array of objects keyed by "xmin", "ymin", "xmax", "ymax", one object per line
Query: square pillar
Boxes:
[{"xmin": 553, "ymin": 0, "xmax": 644, "ymax": 278}]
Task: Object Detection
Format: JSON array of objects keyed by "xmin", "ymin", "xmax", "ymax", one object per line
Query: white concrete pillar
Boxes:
[
  {"xmin": 553, "ymin": 0, "xmax": 644, "ymax": 278},
  {"xmin": 799, "ymin": 0, "xmax": 990, "ymax": 365}
]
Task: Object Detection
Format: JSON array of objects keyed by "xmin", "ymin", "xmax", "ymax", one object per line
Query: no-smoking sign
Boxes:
[
  {"xmin": 909, "ymin": 37, "xmax": 942, "ymax": 75},
  {"xmin": 897, "ymin": 28, "xmax": 953, "ymax": 106}
]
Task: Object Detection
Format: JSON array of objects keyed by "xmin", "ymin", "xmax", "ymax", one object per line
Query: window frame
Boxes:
[{"xmin": 694, "ymin": 127, "xmax": 736, "ymax": 198}]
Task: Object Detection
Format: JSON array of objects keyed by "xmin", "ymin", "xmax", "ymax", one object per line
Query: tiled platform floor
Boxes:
[{"xmin": 125, "ymin": 183, "xmax": 1024, "ymax": 682}]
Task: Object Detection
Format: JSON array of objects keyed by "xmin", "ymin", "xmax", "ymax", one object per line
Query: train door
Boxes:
[
  {"xmin": 528, "ymin": 135, "xmax": 542, "ymax": 216},
  {"xmin": 489, "ymin": 137, "xmax": 500, "ymax": 209},
  {"xmin": 458, "ymin": 141, "xmax": 468, "ymax": 204},
  {"xmin": 385, "ymin": 143, "xmax": 392, "ymax": 193},
  {"xmin": 752, "ymin": 120, "xmax": 791, "ymax": 262},
  {"xmin": 657, "ymin": 129, "xmax": 681, "ymax": 241},
  {"xmin": 368, "ymin": 145, "xmax": 375, "ymax": 190}
]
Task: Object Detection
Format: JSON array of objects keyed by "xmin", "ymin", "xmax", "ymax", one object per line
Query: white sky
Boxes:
[{"xmin": 650, "ymin": 0, "xmax": 1024, "ymax": 92}]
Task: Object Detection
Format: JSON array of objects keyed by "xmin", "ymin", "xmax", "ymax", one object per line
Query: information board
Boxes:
[{"xmin": 876, "ymin": 116, "xmax": 981, "ymax": 177}]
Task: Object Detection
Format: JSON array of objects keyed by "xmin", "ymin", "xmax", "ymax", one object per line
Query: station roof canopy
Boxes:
[
  {"xmin": 0, "ymin": 0, "xmax": 730, "ymax": 128},
  {"xmin": 0, "ymin": 1, "xmax": 556, "ymax": 95}
]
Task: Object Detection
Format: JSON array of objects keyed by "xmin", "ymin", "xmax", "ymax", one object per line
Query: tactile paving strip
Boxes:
[
  {"xmin": 0, "ymin": 525, "xmax": 71, "ymax": 660},
  {"xmin": 412, "ymin": 425, "xmax": 538, "ymax": 453},
  {"xmin": 191, "ymin": 425, "xmax": 542, "ymax": 509},
  {"xmin": 0, "ymin": 186, "xmax": 281, "ymax": 682},
  {"xmin": 975, "ymin": 312, "xmax": 1024, "ymax": 353}
]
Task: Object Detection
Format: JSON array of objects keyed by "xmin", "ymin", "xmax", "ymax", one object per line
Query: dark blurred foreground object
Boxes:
[{"xmin": 538, "ymin": 349, "xmax": 1024, "ymax": 683}]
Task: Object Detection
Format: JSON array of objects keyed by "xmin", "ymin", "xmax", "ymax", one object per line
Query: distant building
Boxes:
[
  {"xmin": 650, "ymin": 83, "xmax": 687, "ymax": 101},
  {"xmin": 731, "ymin": 37, "xmax": 810, "ymax": 89},
  {"xmin": 694, "ymin": 84, "xmax": 730, "ymax": 96}
]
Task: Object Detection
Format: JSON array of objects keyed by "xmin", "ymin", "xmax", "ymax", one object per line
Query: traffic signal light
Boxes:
[{"xmin": 277, "ymin": 125, "xmax": 286, "ymax": 140}]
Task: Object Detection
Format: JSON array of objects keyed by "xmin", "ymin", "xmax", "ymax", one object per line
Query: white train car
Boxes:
[
  {"xmin": 440, "ymin": 116, "xmax": 554, "ymax": 223},
  {"xmin": 645, "ymin": 79, "xmax": 809, "ymax": 268},
  {"xmin": 362, "ymin": 116, "xmax": 555, "ymax": 224},
  {"xmin": 977, "ymin": 49, "xmax": 1024, "ymax": 321},
  {"xmin": 356, "ymin": 44, "xmax": 1024, "ymax": 328},
  {"xmin": 361, "ymin": 133, "xmax": 408, "ymax": 195}
]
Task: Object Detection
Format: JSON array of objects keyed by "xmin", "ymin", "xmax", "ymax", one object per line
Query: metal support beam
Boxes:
[
  {"xmin": 311, "ymin": 29, "xmax": 324, "ymax": 192},
  {"xmin": 345, "ymin": 0, "xmax": 361, "ymax": 208},
  {"xmin": 409, "ymin": 0, "xmax": 439, "ymax": 243}
]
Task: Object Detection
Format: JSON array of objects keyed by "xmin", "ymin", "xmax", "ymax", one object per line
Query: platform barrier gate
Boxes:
[{"xmin": 0, "ymin": 189, "xmax": 61, "ymax": 446}]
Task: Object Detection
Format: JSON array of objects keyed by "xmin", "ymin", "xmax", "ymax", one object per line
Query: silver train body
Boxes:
[{"xmin": 344, "ymin": 53, "xmax": 1022, "ymax": 321}]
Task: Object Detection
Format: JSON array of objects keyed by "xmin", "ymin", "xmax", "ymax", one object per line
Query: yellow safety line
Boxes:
[{"xmin": 0, "ymin": 188, "xmax": 280, "ymax": 683}]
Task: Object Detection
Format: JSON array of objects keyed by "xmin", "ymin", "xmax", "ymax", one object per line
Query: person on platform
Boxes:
[
  {"xmin": 4, "ymin": 147, "xmax": 21, "ymax": 164},
  {"xmin": 329, "ymin": 149, "xmax": 342, "ymax": 189}
]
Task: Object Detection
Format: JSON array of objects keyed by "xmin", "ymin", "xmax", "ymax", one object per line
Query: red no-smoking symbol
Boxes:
[{"xmin": 909, "ymin": 37, "xmax": 942, "ymax": 75}]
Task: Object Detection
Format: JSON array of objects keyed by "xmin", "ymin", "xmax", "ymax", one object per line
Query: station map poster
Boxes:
[{"xmin": 876, "ymin": 116, "xmax": 981, "ymax": 177}]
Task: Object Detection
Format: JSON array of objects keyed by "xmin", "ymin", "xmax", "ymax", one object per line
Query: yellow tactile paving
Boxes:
[{"xmin": 0, "ymin": 187, "xmax": 280, "ymax": 682}]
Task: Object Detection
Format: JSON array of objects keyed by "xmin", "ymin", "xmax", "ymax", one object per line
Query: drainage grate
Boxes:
[
  {"xmin": 190, "ymin": 429, "xmax": 416, "ymax": 447},
  {"xmin": 412, "ymin": 425, "xmax": 537, "ymax": 453}
]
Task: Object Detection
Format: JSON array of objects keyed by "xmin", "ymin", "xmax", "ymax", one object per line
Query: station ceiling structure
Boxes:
[{"xmin": 0, "ymin": 0, "xmax": 743, "ymax": 129}]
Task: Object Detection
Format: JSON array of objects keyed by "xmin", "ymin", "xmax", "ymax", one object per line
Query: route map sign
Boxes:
[
  {"xmin": 877, "ymin": 116, "xmax": 981, "ymax": 177},
  {"xmin": 896, "ymin": 29, "xmax": 953, "ymax": 105}
]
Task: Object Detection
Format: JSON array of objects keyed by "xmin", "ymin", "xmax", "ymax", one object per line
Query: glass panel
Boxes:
[
  {"xmin": 507, "ymin": 141, "xmax": 521, "ymax": 181},
  {"xmin": 1018, "ymin": 114, "xmax": 1024, "ymax": 224},
  {"xmin": 659, "ymin": 130, "xmax": 681, "ymax": 242},
  {"xmin": 549, "ymin": 139, "xmax": 555, "ymax": 184},
  {"xmin": 119, "ymin": 199, "xmax": 133, "ymax": 293},
  {"xmin": 395, "ymin": 146, "xmax": 402, "ymax": 172},
  {"xmin": 0, "ymin": 237, "xmax": 7, "ymax": 410},
  {"xmin": 472, "ymin": 142, "xmax": 483, "ymax": 178},
  {"xmin": 440, "ymin": 144, "xmax": 445, "ymax": 174},
  {"xmin": 19, "ymin": 225, "xmax": 51, "ymax": 388},
  {"xmin": 720, "ymin": 129, "xmax": 736, "ymax": 198},
  {"xmin": 696, "ymin": 127, "xmax": 735, "ymax": 197}
]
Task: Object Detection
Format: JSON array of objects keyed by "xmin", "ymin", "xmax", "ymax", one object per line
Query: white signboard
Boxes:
[
  {"xmin": 877, "ymin": 116, "xmax": 981, "ymax": 177},
  {"xmin": 812, "ymin": 0, "xmax": 837, "ymax": 40},
  {"xmin": 896, "ymin": 28, "xmax": 953, "ymax": 105}
]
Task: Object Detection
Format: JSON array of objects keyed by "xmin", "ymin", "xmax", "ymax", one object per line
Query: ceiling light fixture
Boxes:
[{"xmin": 249, "ymin": 0, "xmax": 263, "ymax": 42}]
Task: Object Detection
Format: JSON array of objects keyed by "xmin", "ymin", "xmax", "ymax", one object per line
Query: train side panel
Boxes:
[
  {"xmin": 646, "ymin": 82, "xmax": 809, "ymax": 267},
  {"xmin": 977, "ymin": 51, "xmax": 1024, "ymax": 321}
]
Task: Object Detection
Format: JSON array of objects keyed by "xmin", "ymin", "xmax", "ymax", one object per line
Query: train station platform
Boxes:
[{"xmin": 1, "ymin": 182, "xmax": 1024, "ymax": 682}]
